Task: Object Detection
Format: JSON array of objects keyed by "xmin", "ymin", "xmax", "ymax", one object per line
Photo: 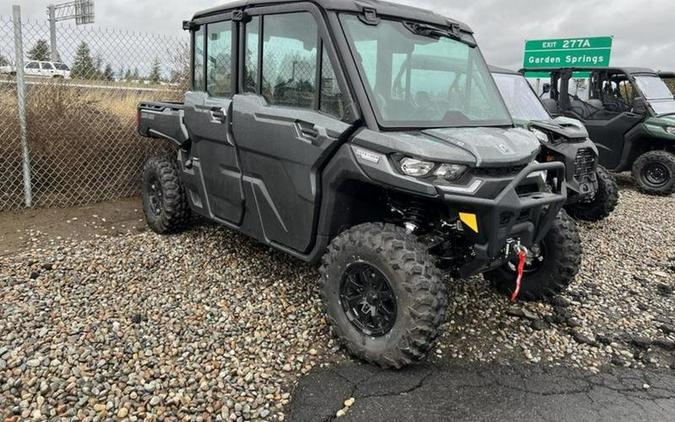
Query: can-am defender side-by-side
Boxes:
[
  {"xmin": 137, "ymin": 0, "xmax": 581, "ymax": 368},
  {"xmin": 531, "ymin": 67, "xmax": 675, "ymax": 195},
  {"xmin": 490, "ymin": 66, "xmax": 618, "ymax": 221}
]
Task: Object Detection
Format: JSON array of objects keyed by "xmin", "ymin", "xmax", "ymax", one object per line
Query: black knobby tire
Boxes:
[
  {"xmin": 142, "ymin": 156, "xmax": 190, "ymax": 234},
  {"xmin": 484, "ymin": 210, "xmax": 581, "ymax": 301},
  {"xmin": 319, "ymin": 223, "xmax": 447, "ymax": 369},
  {"xmin": 632, "ymin": 150, "xmax": 675, "ymax": 196},
  {"xmin": 565, "ymin": 166, "xmax": 619, "ymax": 222}
]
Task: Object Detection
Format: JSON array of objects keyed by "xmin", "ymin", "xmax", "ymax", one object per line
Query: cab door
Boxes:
[
  {"xmin": 231, "ymin": 7, "xmax": 355, "ymax": 253},
  {"xmin": 183, "ymin": 16, "xmax": 245, "ymax": 225}
]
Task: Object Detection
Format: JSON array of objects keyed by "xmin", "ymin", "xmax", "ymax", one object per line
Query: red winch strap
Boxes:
[{"xmin": 510, "ymin": 250, "xmax": 527, "ymax": 302}]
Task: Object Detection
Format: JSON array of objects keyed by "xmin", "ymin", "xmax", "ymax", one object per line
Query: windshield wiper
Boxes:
[{"xmin": 403, "ymin": 21, "xmax": 476, "ymax": 47}]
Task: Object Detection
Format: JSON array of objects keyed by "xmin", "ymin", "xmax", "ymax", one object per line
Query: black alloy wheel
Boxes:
[{"xmin": 339, "ymin": 262, "xmax": 397, "ymax": 337}]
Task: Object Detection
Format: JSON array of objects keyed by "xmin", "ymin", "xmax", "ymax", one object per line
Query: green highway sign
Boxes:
[{"xmin": 523, "ymin": 36, "xmax": 613, "ymax": 69}]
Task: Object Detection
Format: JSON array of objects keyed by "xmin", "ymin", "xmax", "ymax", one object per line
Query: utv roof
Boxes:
[
  {"xmin": 519, "ymin": 67, "xmax": 658, "ymax": 76},
  {"xmin": 192, "ymin": 0, "xmax": 473, "ymax": 33}
]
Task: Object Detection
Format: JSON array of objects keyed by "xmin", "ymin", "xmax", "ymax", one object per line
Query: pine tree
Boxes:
[
  {"xmin": 124, "ymin": 68, "xmax": 132, "ymax": 81},
  {"xmin": 27, "ymin": 39, "xmax": 50, "ymax": 61},
  {"xmin": 132, "ymin": 67, "xmax": 140, "ymax": 81},
  {"xmin": 148, "ymin": 58, "xmax": 162, "ymax": 84},
  {"xmin": 70, "ymin": 42, "xmax": 97, "ymax": 79},
  {"xmin": 103, "ymin": 64, "xmax": 115, "ymax": 81}
]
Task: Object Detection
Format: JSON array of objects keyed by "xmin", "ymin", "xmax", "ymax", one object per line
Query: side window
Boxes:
[
  {"xmin": 193, "ymin": 26, "xmax": 205, "ymax": 91},
  {"xmin": 244, "ymin": 16, "xmax": 260, "ymax": 93},
  {"xmin": 320, "ymin": 49, "xmax": 345, "ymax": 118},
  {"xmin": 41, "ymin": 62, "xmax": 54, "ymax": 70},
  {"xmin": 26, "ymin": 62, "xmax": 39, "ymax": 69},
  {"xmin": 206, "ymin": 21, "xmax": 233, "ymax": 97},
  {"xmin": 262, "ymin": 13, "xmax": 317, "ymax": 108}
]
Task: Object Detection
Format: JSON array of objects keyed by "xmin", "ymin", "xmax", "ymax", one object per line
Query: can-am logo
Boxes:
[{"xmin": 498, "ymin": 144, "xmax": 511, "ymax": 154}]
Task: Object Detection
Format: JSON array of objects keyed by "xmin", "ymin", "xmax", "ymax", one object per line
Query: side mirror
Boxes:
[
  {"xmin": 632, "ymin": 97, "xmax": 648, "ymax": 114},
  {"xmin": 542, "ymin": 83, "xmax": 551, "ymax": 94}
]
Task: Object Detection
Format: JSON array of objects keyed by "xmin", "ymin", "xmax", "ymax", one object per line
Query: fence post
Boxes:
[{"xmin": 13, "ymin": 5, "xmax": 32, "ymax": 208}]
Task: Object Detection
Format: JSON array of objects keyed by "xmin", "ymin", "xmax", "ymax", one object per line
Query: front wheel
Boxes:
[
  {"xmin": 319, "ymin": 223, "xmax": 447, "ymax": 369},
  {"xmin": 565, "ymin": 166, "xmax": 619, "ymax": 222},
  {"xmin": 484, "ymin": 210, "xmax": 581, "ymax": 301},
  {"xmin": 632, "ymin": 150, "xmax": 675, "ymax": 196}
]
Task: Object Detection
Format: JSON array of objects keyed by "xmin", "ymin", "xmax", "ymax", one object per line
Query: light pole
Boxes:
[{"xmin": 47, "ymin": 0, "xmax": 95, "ymax": 62}]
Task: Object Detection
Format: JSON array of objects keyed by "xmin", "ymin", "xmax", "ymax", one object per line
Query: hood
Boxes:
[
  {"xmin": 352, "ymin": 127, "xmax": 541, "ymax": 167},
  {"xmin": 422, "ymin": 127, "xmax": 541, "ymax": 167},
  {"xmin": 529, "ymin": 117, "xmax": 589, "ymax": 140}
]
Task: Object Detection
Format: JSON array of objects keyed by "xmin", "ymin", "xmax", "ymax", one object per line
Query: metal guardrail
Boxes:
[{"xmin": 0, "ymin": 8, "xmax": 188, "ymax": 211}]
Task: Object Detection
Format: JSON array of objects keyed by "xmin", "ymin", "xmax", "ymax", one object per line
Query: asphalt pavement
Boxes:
[{"xmin": 288, "ymin": 362, "xmax": 675, "ymax": 421}]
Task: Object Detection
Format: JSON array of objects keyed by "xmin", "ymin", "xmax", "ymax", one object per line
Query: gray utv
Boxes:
[
  {"xmin": 137, "ymin": 0, "xmax": 581, "ymax": 368},
  {"xmin": 490, "ymin": 66, "xmax": 619, "ymax": 221}
]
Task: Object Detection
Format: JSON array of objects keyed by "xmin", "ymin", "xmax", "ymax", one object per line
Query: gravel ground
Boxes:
[{"xmin": 1, "ymin": 174, "xmax": 674, "ymax": 420}]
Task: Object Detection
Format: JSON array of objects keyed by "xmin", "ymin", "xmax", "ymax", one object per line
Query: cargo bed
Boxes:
[{"xmin": 137, "ymin": 101, "xmax": 188, "ymax": 146}]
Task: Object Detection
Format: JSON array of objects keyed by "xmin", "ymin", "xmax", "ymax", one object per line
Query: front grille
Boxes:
[
  {"xmin": 574, "ymin": 148, "xmax": 596, "ymax": 181},
  {"xmin": 474, "ymin": 165, "xmax": 527, "ymax": 178}
]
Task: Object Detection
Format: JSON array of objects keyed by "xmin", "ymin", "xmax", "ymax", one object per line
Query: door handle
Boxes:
[
  {"xmin": 297, "ymin": 121, "xmax": 319, "ymax": 139},
  {"xmin": 210, "ymin": 108, "xmax": 226, "ymax": 122}
]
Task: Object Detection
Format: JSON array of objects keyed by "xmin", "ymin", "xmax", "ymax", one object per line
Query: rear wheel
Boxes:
[
  {"xmin": 142, "ymin": 156, "xmax": 190, "ymax": 234},
  {"xmin": 484, "ymin": 210, "xmax": 581, "ymax": 301},
  {"xmin": 319, "ymin": 223, "xmax": 447, "ymax": 368},
  {"xmin": 566, "ymin": 166, "xmax": 619, "ymax": 221},
  {"xmin": 632, "ymin": 150, "xmax": 675, "ymax": 196}
]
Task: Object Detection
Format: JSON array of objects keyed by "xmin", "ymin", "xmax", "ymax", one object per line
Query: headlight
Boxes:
[
  {"xmin": 399, "ymin": 157, "xmax": 435, "ymax": 177},
  {"xmin": 666, "ymin": 127, "xmax": 675, "ymax": 135},
  {"xmin": 434, "ymin": 163, "xmax": 468, "ymax": 181},
  {"xmin": 398, "ymin": 157, "xmax": 468, "ymax": 181},
  {"xmin": 530, "ymin": 128, "xmax": 550, "ymax": 143}
]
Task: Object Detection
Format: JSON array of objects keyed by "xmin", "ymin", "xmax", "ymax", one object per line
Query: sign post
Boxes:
[{"xmin": 523, "ymin": 36, "xmax": 613, "ymax": 70}]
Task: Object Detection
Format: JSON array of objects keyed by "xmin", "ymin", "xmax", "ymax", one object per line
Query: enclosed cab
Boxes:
[{"xmin": 137, "ymin": 0, "xmax": 582, "ymax": 368}]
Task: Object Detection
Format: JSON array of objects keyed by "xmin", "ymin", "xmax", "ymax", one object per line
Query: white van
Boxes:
[{"xmin": 24, "ymin": 61, "xmax": 71, "ymax": 79}]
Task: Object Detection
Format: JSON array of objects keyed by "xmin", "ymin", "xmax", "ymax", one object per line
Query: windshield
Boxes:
[
  {"xmin": 340, "ymin": 15, "xmax": 511, "ymax": 128},
  {"xmin": 492, "ymin": 73, "xmax": 550, "ymax": 122},
  {"xmin": 634, "ymin": 76, "xmax": 673, "ymax": 100}
]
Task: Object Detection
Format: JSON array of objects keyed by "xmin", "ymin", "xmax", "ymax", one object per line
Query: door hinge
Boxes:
[{"xmin": 232, "ymin": 10, "xmax": 246, "ymax": 22}]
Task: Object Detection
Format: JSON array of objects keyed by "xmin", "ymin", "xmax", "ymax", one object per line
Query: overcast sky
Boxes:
[{"xmin": 4, "ymin": 0, "xmax": 675, "ymax": 71}]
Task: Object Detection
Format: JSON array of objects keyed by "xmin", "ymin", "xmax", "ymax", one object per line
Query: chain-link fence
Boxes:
[{"xmin": 0, "ymin": 8, "xmax": 188, "ymax": 212}]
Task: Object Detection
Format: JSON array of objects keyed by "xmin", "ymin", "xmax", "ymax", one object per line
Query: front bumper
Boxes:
[
  {"xmin": 541, "ymin": 141, "xmax": 599, "ymax": 203},
  {"xmin": 438, "ymin": 162, "xmax": 567, "ymax": 278}
]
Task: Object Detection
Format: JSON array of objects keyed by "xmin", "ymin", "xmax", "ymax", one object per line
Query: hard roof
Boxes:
[{"xmin": 192, "ymin": 0, "xmax": 473, "ymax": 33}]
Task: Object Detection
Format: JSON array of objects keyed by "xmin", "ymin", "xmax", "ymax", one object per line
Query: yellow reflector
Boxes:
[{"xmin": 459, "ymin": 212, "xmax": 479, "ymax": 233}]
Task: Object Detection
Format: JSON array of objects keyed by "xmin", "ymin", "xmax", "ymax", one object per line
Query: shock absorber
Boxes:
[{"xmin": 389, "ymin": 197, "xmax": 427, "ymax": 233}]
